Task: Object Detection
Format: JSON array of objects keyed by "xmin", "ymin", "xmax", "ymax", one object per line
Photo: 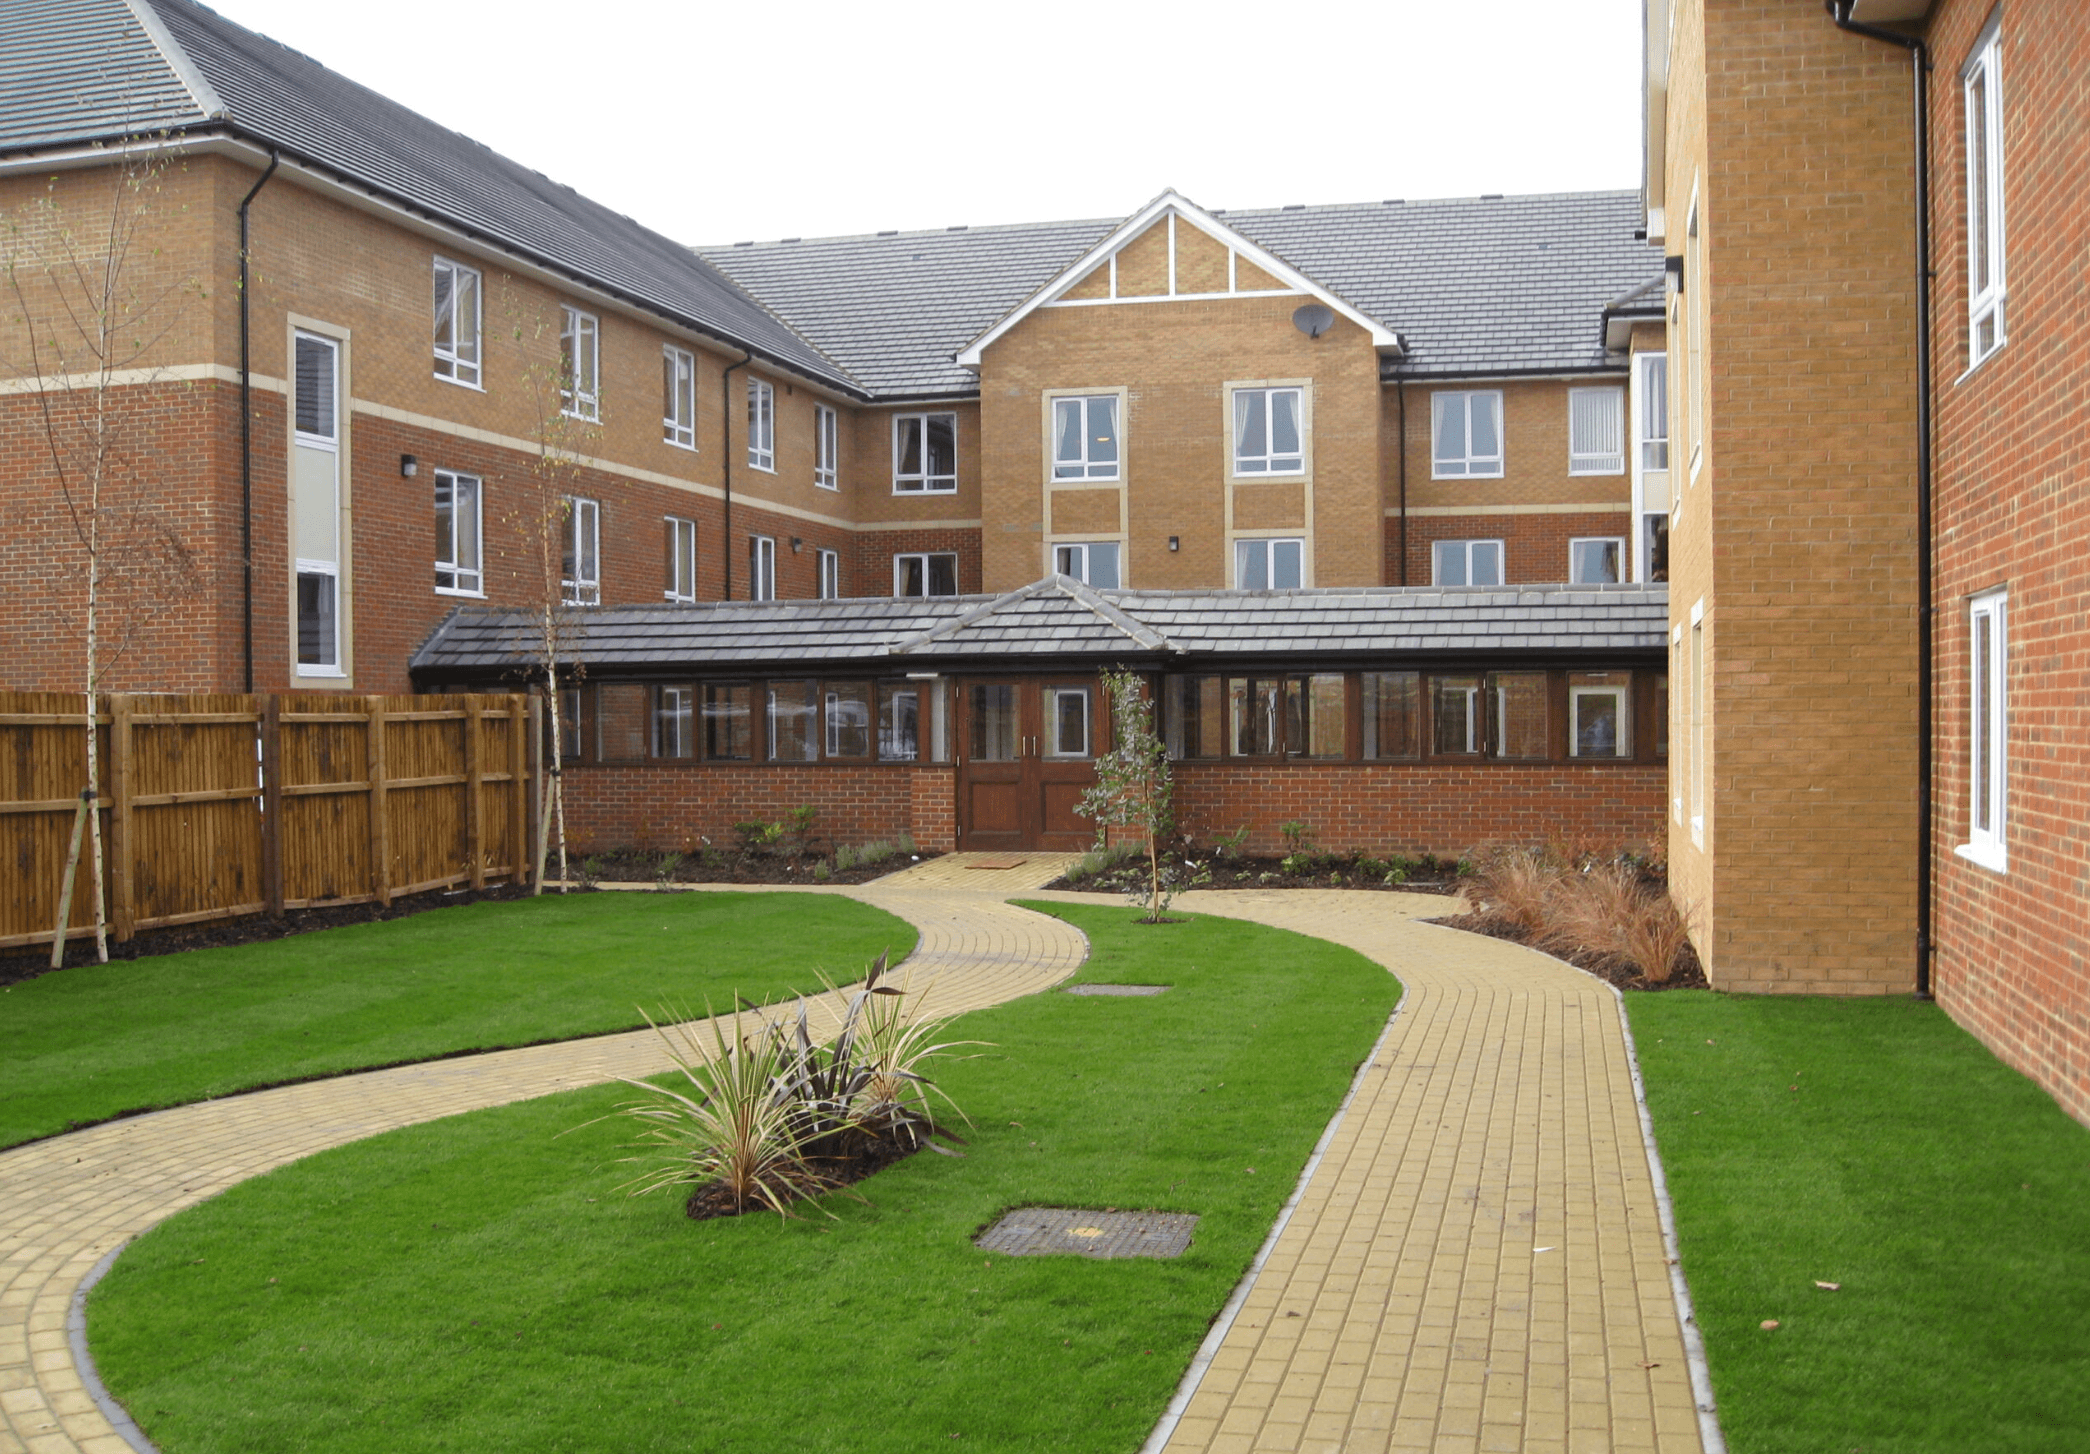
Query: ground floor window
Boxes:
[
  {"xmin": 1235, "ymin": 537, "xmax": 1303, "ymax": 591},
  {"xmin": 296, "ymin": 566, "xmax": 339, "ymax": 670},
  {"xmin": 584, "ymin": 677, "xmax": 944, "ymax": 766},
  {"xmin": 1054, "ymin": 541, "xmax": 1120, "ymax": 588},
  {"xmin": 1044, "ymin": 685, "xmax": 1091, "ymax": 758},
  {"xmin": 750, "ymin": 535, "xmax": 777, "ymax": 602},
  {"xmin": 818, "ymin": 547, "xmax": 840, "ymax": 601},
  {"xmin": 895, "ymin": 552, "xmax": 959, "ymax": 598},
  {"xmin": 1569, "ymin": 537, "xmax": 1623, "ymax": 585},
  {"xmin": 1361, "ymin": 671, "xmax": 1420, "ymax": 759},
  {"xmin": 1961, "ymin": 590, "xmax": 2007, "ymax": 871},
  {"xmin": 655, "ymin": 685, "xmax": 693, "ymax": 758},
  {"xmin": 1643, "ymin": 513, "xmax": 1669, "ymax": 582}
]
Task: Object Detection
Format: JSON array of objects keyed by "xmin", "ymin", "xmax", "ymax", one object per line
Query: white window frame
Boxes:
[
  {"xmin": 1568, "ymin": 386, "xmax": 1626, "ymax": 475},
  {"xmin": 663, "ymin": 345, "xmax": 697, "ymax": 450},
  {"xmin": 432, "ymin": 257, "xmax": 481, "ymax": 389},
  {"xmin": 1964, "ymin": 20, "xmax": 2007, "ymax": 366},
  {"xmin": 294, "ymin": 561, "xmax": 342, "ymax": 673},
  {"xmin": 654, "ymin": 685, "xmax": 693, "ymax": 759},
  {"xmin": 749, "ymin": 534, "xmax": 776, "ymax": 601},
  {"xmin": 292, "ymin": 329, "xmax": 345, "ymax": 677},
  {"xmin": 1689, "ymin": 602, "xmax": 1706, "ymax": 847},
  {"xmin": 664, "ymin": 515, "xmax": 696, "ymax": 603},
  {"xmin": 1569, "ymin": 537, "xmax": 1625, "ymax": 585},
  {"xmin": 560, "ymin": 306, "xmax": 599, "ymax": 421},
  {"xmin": 893, "ymin": 552, "xmax": 958, "ymax": 598},
  {"xmin": 561, "ymin": 496, "xmax": 599, "ymax": 606},
  {"xmin": 893, "ymin": 412, "xmax": 958, "ymax": 494},
  {"xmin": 814, "ymin": 403, "xmax": 838, "ymax": 490},
  {"xmin": 817, "ymin": 546, "xmax": 840, "ymax": 600},
  {"xmin": 1432, "ymin": 538, "xmax": 1505, "ymax": 587},
  {"xmin": 1568, "ymin": 677, "xmax": 1633, "ymax": 759},
  {"xmin": 1430, "ymin": 390, "xmax": 1505, "ymax": 479},
  {"xmin": 1230, "ymin": 386, "xmax": 1305, "ymax": 476},
  {"xmin": 1233, "ymin": 536, "xmax": 1305, "ymax": 591},
  {"xmin": 433, "ymin": 469, "xmax": 483, "ymax": 596},
  {"xmin": 1959, "ymin": 590, "xmax": 2008, "ymax": 871},
  {"xmin": 1052, "ymin": 395, "xmax": 1122, "ymax": 481},
  {"xmin": 1053, "ymin": 540, "xmax": 1121, "ymax": 589},
  {"xmin": 1637, "ymin": 353, "xmax": 1670, "ymax": 471},
  {"xmin": 747, "ymin": 379, "xmax": 775, "ymax": 472},
  {"xmin": 1685, "ymin": 188, "xmax": 1707, "ymax": 482}
]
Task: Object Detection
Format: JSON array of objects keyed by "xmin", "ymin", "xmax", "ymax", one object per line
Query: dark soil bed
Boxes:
[
  {"xmin": 684, "ymin": 1129, "xmax": 928, "ymax": 1221},
  {"xmin": 1044, "ymin": 854, "xmax": 1465, "ymax": 896},
  {"xmin": 586, "ymin": 847, "xmax": 942, "ymax": 889},
  {"xmin": 1, "ymin": 881, "xmax": 544, "ymax": 985},
  {"xmin": 1429, "ymin": 908, "xmax": 1710, "ymax": 992}
]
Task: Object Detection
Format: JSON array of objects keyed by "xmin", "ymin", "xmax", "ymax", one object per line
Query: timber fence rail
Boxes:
[{"xmin": 0, "ymin": 692, "xmax": 539, "ymax": 951}]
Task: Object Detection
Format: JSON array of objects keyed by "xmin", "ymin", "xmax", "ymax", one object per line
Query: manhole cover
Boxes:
[
  {"xmin": 966, "ymin": 855, "xmax": 1028, "ymax": 870},
  {"xmin": 1062, "ymin": 983, "xmax": 1170, "ymax": 996},
  {"xmin": 975, "ymin": 1207, "xmax": 1198, "ymax": 1259}
]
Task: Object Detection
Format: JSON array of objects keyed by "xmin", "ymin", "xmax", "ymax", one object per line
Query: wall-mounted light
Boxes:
[
  {"xmin": 1664, "ymin": 255, "xmax": 1685, "ymax": 296},
  {"xmin": 790, "ymin": 537, "xmax": 804, "ymax": 553},
  {"xmin": 1168, "ymin": 536, "xmax": 1180, "ymax": 552},
  {"xmin": 400, "ymin": 454, "xmax": 418, "ymax": 477}
]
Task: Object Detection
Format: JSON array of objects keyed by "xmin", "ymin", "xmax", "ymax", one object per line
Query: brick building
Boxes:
[
  {"xmin": 0, "ymin": 0, "xmax": 1673, "ymax": 859},
  {"xmin": 1647, "ymin": 0, "xmax": 2090, "ymax": 1120}
]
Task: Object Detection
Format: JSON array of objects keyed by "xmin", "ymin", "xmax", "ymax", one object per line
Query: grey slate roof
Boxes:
[
  {"xmin": 412, "ymin": 578, "xmax": 1668, "ymax": 676},
  {"xmin": 0, "ymin": 0, "xmax": 856, "ymax": 393},
  {"xmin": 702, "ymin": 192, "xmax": 1661, "ymax": 395}
]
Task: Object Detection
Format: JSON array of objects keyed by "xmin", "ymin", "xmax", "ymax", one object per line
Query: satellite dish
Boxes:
[{"xmin": 1292, "ymin": 303, "xmax": 1335, "ymax": 338}]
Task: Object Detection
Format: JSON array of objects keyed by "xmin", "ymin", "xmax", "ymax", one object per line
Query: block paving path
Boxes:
[{"xmin": 3, "ymin": 862, "xmax": 1713, "ymax": 1454}]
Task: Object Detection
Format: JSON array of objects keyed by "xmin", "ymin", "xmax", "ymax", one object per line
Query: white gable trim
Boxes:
[{"xmin": 956, "ymin": 190, "xmax": 1401, "ymax": 368}]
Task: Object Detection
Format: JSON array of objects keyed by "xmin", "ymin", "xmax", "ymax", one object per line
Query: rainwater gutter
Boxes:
[
  {"xmin": 1825, "ymin": 0, "xmax": 1935, "ymax": 999},
  {"xmin": 236, "ymin": 150, "xmax": 279, "ymax": 693}
]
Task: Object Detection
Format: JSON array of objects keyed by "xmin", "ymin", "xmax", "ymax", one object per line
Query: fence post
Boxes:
[
  {"xmin": 108, "ymin": 694, "xmax": 136, "ymax": 942},
  {"xmin": 260, "ymin": 695, "xmax": 284, "ymax": 918},
  {"xmin": 367, "ymin": 695, "xmax": 392, "ymax": 907},
  {"xmin": 508, "ymin": 694, "xmax": 528, "ymax": 886},
  {"xmin": 465, "ymin": 695, "xmax": 485, "ymax": 889},
  {"xmin": 526, "ymin": 694, "xmax": 543, "ymax": 889}
]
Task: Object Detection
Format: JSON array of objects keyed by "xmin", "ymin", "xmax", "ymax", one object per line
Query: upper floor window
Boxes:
[
  {"xmin": 1053, "ymin": 395, "xmax": 1121, "ymax": 480},
  {"xmin": 748, "ymin": 379, "xmax": 775, "ymax": 471},
  {"xmin": 817, "ymin": 547, "xmax": 840, "ymax": 600},
  {"xmin": 894, "ymin": 552, "xmax": 958, "ymax": 597},
  {"xmin": 894, "ymin": 412, "xmax": 957, "ymax": 493},
  {"xmin": 749, "ymin": 534, "xmax": 776, "ymax": 601},
  {"xmin": 1961, "ymin": 590, "xmax": 2008, "ymax": 870},
  {"xmin": 1569, "ymin": 537, "xmax": 1623, "ymax": 585},
  {"xmin": 663, "ymin": 346, "xmax": 697, "ymax": 450},
  {"xmin": 561, "ymin": 496, "xmax": 599, "ymax": 605},
  {"xmin": 1568, "ymin": 386, "xmax": 1625, "ymax": 475},
  {"xmin": 664, "ymin": 516, "xmax": 696, "ymax": 603},
  {"xmin": 814, "ymin": 403, "xmax": 838, "ymax": 489},
  {"xmin": 1685, "ymin": 193, "xmax": 1706, "ymax": 478},
  {"xmin": 432, "ymin": 258, "xmax": 481, "ymax": 388},
  {"xmin": 560, "ymin": 307, "xmax": 599, "ymax": 421},
  {"xmin": 1432, "ymin": 538, "xmax": 1503, "ymax": 586},
  {"xmin": 1235, "ymin": 536, "xmax": 1302, "ymax": 590},
  {"xmin": 1232, "ymin": 387, "xmax": 1303, "ymax": 475},
  {"xmin": 434, "ymin": 469, "xmax": 483, "ymax": 595},
  {"xmin": 293, "ymin": 332, "xmax": 339, "ymax": 446},
  {"xmin": 1431, "ymin": 391, "xmax": 1502, "ymax": 478},
  {"xmin": 1637, "ymin": 353, "xmax": 1669, "ymax": 470},
  {"xmin": 1964, "ymin": 22, "xmax": 2007, "ymax": 364},
  {"xmin": 1054, "ymin": 541, "xmax": 1120, "ymax": 588}
]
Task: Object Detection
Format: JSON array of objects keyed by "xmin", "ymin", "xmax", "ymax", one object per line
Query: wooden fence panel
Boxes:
[{"xmin": 0, "ymin": 691, "xmax": 532, "ymax": 950}]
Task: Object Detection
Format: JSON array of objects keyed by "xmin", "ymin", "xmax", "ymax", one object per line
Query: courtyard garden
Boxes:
[{"xmin": 82, "ymin": 902, "xmax": 1399, "ymax": 1452}]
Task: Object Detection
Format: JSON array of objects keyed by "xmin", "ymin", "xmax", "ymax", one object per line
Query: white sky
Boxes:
[{"xmin": 203, "ymin": 0, "xmax": 1644, "ymax": 246}]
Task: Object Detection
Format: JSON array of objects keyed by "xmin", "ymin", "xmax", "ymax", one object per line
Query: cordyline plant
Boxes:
[
  {"xmin": 1078, "ymin": 667, "xmax": 1199, "ymax": 922},
  {"xmin": 583, "ymin": 952, "xmax": 981, "ymax": 1219}
]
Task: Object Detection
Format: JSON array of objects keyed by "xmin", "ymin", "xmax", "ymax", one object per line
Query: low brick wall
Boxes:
[
  {"xmin": 1172, "ymin": 761, "xmax": 1668, "ymax": 857},
  {"xmin": 559, "ymin": 764, "xmax": 956, "ymax": 854}
]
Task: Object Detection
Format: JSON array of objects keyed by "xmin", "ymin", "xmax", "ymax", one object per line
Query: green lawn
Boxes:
[
  {"xmin": 87, "ymin": 902, "xmax": 1400, "ymax": 1453},
  {"xmin": 1, "ymin": 891, "xmax": 915, "ymax": 1151},
  {"xmin": 1629, "ymin": 992, "xmax": 2090, "ymax": 1453}
]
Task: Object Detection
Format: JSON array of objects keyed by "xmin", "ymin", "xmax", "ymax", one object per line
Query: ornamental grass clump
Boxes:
[{"xmin": 588, "ymin": 952, "xmax": 980, "ymax": 1220}]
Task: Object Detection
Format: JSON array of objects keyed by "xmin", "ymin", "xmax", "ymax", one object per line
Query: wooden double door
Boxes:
[{"xmin": 956, "ymin": 677, "xmax": 1103, "ymax": 851}]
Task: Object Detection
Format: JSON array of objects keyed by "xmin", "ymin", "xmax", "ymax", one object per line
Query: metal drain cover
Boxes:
[
  {"xmin": 976, "ymin": 1207, "xmax": 1198, "ymax": 1259},
  {"xmin": 1062, "ymin": 983, "xmax": 1170, "ymax": 996}
]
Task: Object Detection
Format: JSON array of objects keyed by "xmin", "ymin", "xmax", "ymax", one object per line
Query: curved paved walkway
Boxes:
[
  {"xmin": 3, "ymin": 866, "xmax": 1712, "ymax": 1454},
  {"xmin": 1089, "ymin": 889, "xmax": 1712, "ymax": 1454}
]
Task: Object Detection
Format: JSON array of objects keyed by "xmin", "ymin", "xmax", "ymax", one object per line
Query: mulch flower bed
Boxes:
[
  {"xmin": 1429, "ymin": 908, "xmax": 1710, "ymax": 992},
  {"xmin": 1045, "ymin": 854, "xmax": 1466, "ymax": 896},
  {"xmin": 584, "ymin": 847, "xmax": 942, "ymax": 889},
  {"xmin": 684, "ymin": 1129, "xmax": 926, "ymax": 1221},
  {"xmin": 1, "ymin": 882, "xmax": 540, "ymax": 986}
]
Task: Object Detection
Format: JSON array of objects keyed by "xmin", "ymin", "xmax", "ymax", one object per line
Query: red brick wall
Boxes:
[
  {"xmin": 1169, "ymin": 761, "xmax": 1666, "ymax": 857},
  {"xmin": 558, "ymin": 763, "xmax": 956, "ymax": 854},
  {"xmin": 1391, "ymin": 511, "xmax": 1637, "ymax": 586},
  {"xmin": 852, "ymin": 528, "xmax": 985, "ymax": 597},
  {"xmin": 1923, "ymin": 0, "xmax": 2090, "ymax": 1124}
]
